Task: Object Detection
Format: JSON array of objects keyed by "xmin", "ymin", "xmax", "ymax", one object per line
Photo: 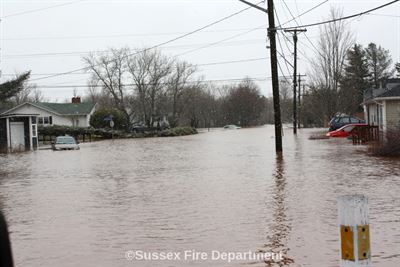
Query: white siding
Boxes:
[
  {"xmin": 367, "ymin": 104, "xmax": 378, "ymax": 126},
  {"xmin": 71, "ymin": 115, "xmax": 90, "ymax": 127},
  {"xmin": 385, "ymin": 100, "xmax": 400, "ymax": 130}
]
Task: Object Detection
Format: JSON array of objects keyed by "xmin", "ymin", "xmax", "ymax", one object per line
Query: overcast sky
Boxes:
[{"xmin": 1, "ymin": 0, "xmax": 399, "ymax": 101}]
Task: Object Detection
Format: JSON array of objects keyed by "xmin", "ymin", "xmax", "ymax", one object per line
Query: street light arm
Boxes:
[{"xmin": 238, "ymin": 0, "xmax": 268, "ymax": 13}]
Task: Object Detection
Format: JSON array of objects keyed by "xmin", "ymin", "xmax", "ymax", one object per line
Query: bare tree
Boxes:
[
  {"xmin": 181, "ymin": 82, "xmax": 214, "ymax": 128},
  {"xmin": 308, "ymin": 6, "xmax": 354, "ymax": 123},
  {"xmin": 279, "ymin": 79, "xmax": 293, "ymax": 123},
  {"xmin": 83, "ymin": 48, "xmax": 134, "ymax": 130},
  {"xmin": 127, "ymin": 49, "xmax": 173, "ymax": 126},
  {"xmin": 84, "ymin": 47, "xmax": 204, "ymax": 129},
  {"xmin": 30, "ymin": 87, "xmax": 46, "ymax": 103},
  {"xmin": 221, "ymin": 79, "xmax": 265, "ymax": 127},
  {"xmin": 8, "ymin": 78, "xmax": 45, "ymax": 104},
  {"xmin": 13, "ymin": 85, "xmax": 33, "ymax": 104},
  {"xmin": 167, "ymin": 61, "xmax": 197, "ymax": 127}
]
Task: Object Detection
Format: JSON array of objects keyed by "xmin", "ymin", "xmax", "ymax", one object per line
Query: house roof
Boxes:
[
  {"xmin": 363, "ymin": 84, "xmax": 400, "ymax": 105},
  {"xmin": 0, "ymin": 102, "xmax": 96, "ymax": 116},
  {"xmin": 34, "ymin": 102, "xmax": 96, "ymax": 115},
  {"xmin": 375, "ymin": 85, "xmax": 400, "ymax": 98}
]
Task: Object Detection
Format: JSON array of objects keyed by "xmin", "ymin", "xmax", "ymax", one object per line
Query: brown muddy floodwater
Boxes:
[{"xmin": 0, "ymin": 126, "xmax": 399, "ymax": 267}]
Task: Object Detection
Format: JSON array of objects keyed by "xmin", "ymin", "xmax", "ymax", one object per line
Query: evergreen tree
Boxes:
[
  {"xmin": 339, "ymin": 44, "xmax": 370, "ymax": 114},
  {"xmin": 365, "ymin": 43, "xmax": 393, "ymax": 88},
  {"xmin": 0, "ymin": 71, "xmax": 31, "ymax": 103}
]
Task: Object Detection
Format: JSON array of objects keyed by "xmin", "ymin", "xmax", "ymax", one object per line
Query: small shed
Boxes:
[{"xmin": 0, "ymin": 113, "xmax": 39, "ymax": 152}]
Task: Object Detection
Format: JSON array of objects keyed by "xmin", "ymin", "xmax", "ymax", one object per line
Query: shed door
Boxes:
[{"xmin": 10, "ymin": 122, "xmax": 25, "ymax": 150}]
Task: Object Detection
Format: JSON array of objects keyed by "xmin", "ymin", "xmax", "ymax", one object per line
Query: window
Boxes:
[
  {"xmin": 32, "ymin": 125, "xmax": 37, "ymax": 137},
  {"xmin": 343, "ymin": 126, "xmax": 355, "ymax": 132},
  {"xmin": 38, "ymin": 116, "xmax": 52, "ymax": 125},
  {"xmin": 340, "ymin": 117, "xmax": 350, "ymax": 123},
  {"xmin": 55, "ymin": 137, "xmax": 76, "ymax": 145},
  {"xmin": 350, "ymin": 118, "xmax": 359, "ymax": 123}
]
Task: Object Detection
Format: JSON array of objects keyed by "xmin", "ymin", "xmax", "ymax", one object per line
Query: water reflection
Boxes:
[{"xmin": 261, "ymin": 153, "xmax": 293, "ymax": 266}]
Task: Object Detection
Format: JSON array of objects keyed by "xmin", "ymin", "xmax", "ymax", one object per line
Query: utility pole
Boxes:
[
  {"xmin": 239, "ymin": 0, "xmax": 282, "ymax": 152},
  {"xmin": 297, "ymin": 74, "xmax": 306, "ymax": 129},
  {"xmin": 284, "ymin": 28, "xmax": 306, "ymax": 134}
]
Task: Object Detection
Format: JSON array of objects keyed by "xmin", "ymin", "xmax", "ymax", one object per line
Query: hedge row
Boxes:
[{"xmin": 38, "ymin": 125, "xmax": 197, "ymax": 139}]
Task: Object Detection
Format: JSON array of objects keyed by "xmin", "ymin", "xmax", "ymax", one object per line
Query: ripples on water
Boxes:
[{"xmin": 0, "ymin": 127, "xmax": 399, "ymax": 267}]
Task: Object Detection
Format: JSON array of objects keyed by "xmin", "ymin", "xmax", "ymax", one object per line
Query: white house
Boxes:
[
  {"xmin": 363, "ymin": 79, "xmax": 400, "ymax": 132},
  {"xmin": 0, "ymin": 97, "xmax": 97, "ymax": 128}
]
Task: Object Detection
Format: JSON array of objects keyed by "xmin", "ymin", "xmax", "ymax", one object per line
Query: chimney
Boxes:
[{"xmin": 72, "ymin": 97, "xmax": 81, "ymax": 103}]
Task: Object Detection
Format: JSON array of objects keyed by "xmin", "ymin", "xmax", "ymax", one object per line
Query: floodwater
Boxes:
[{"xmin": 0, "ymin": 126, "xmax": 399, "ymax": 267}]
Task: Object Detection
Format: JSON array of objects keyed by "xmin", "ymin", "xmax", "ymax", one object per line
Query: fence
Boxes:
[{"xmin": 352, "ymin": 126, "xmax": 380, "ymax": 145}]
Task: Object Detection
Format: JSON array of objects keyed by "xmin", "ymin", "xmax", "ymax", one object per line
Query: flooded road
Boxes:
[{"xmin": 0, "ymin": 126, "xmax": 399, "ymax": 267}]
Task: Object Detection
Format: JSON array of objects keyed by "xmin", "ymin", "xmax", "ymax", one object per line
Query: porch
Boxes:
[{"xmin": 0, "ymin": 114, "xmax": 39, "ymax": 153}]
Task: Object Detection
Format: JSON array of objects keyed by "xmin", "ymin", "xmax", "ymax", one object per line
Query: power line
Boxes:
[
  {"xmin": 368, "ymin": 13, "xmax": 400, "ymax": 18},
  {"xmin": 280, "ymin": 0, "xmax": 322, "ymax": 60},
  {"xmin": 2, "ymin": 56, "xmax": 273, "ymax": 77},
  {"xmin": 33, "ymin": 76, "xmax": 292, "ymax": 89},
  {"xmin": 29, "ymin": 1, "xmax": 264, "ymax": 82},
  {"xmin": 23, "ymin": 0, "xmax": 327, "ymax": 81},
  {"xmin": 274, "ymin": 8, "xmax": 293, "ymax": 75},
  {"xmin": 273, "ymin": 0, "xmax": 330, "ymax": 71},
  {"xmin": 1, "ymin": 27, "xmax": 268, "ymax": 41},
  {"xmin": 276, "ymin": 58, "xmax": 291, "ymax": 84},
  {"xmin": 1, "ymin": 0, "xmax": 86, "ymax": 19},
  {"xmin": 197, "ymin": 57, "xmax": 269, "ymax": 66},
  {"xmin": 277, "ymin": 0, "xmax": 400, "ymax": 30},
  {"xmin": 3, "ymin": 39, "xmax": 266, "ymax": 59},
  {"xmin": 276, "ymin": 0, "xmax": 329, "ymax": 28},
  {"xmin": 176, "ymin": 25, "xmax": 265, "ymax": 57}
]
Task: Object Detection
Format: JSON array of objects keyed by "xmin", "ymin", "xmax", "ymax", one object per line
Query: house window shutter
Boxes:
[{"xmin": 49, "ymin": 116, "xmax": 53, "ymax": 125}]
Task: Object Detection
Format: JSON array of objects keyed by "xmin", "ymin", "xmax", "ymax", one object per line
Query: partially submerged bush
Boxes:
[
  {"xmin": 159, "ymin": 127, "xmax": 197, "ymax": 137},
  {"xmin": 38, "ymin": 125, "xmax": 197, "ymax": 140},
  {"xmin": 38, "ymin": 125, "xmax": 95, "ymax": 136},
  {"xmin": 370, "ymin": 129, "xmax": 400, "ymax": 157}
]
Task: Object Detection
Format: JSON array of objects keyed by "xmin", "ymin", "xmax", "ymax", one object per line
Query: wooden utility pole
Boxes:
[
  {"xmin": 284, "ymin": 29, "xmax": 306, "ymax": 134},
  {"xmin": 267, "ymin": 0, "xmax": 282, "ymax": 152},
  {"xmin": 238, "ymin": 0, "xmax": 282, "ymax": 152}
]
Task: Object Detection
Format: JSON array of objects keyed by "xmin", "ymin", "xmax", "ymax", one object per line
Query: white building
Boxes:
[
  {"xmin": 0, "ymin": 97, "xmax": 97, "ymax": 128},
  {"xmin": 363, "ymin": 79, "xmax": 400, "ymax": 132}
]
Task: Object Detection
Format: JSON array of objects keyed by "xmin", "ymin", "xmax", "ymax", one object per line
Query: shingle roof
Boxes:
[
  {"xmin": 376, "ymin": 85, "xmax": 400, "ymax": 98},
  {"xmin": 35, "ymin": 102, "xmax": 96, "ymax": 115}
]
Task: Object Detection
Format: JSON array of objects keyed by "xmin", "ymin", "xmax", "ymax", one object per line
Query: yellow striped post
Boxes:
[{"xmin": 338, "ymin": 195, "xmax": 371, "ymax": 267}]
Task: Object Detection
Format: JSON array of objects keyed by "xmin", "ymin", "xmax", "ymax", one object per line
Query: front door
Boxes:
[{"xmin": 10, "ymin": 122, "xmax": 25, "ymax": 151}]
